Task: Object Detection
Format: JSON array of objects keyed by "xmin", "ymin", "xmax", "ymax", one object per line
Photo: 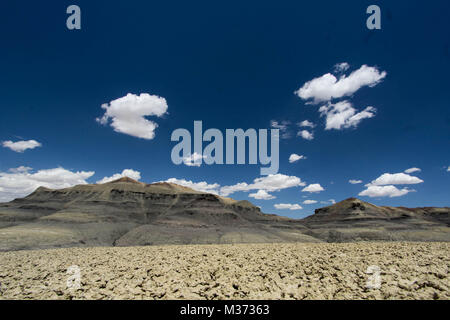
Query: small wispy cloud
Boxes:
[
  {"xmin": 302, "ymin": 183, "xmax": 324, "ymax": 193},
  {"xmin": 333, "ymin": 62, "xmax": 350, "ymax": 73},
  {"xmin": 297, "ymin": 130, "xmax": 314, "ymax": 140},
  {"xmin": 274, "ymin": 203, "xmax": 302, "ymax": 210},
  {"xmin": 289, "ymin": 154, "xmax": 306, "ymax": 163},
  {"xmin": 404, "ymin": 167, "xmax": 421, "ymax": 174},
  {"xmin": 297, "ymin": 120, "xmax": 315, "ymax": 128},
  {"xmin": 271, "ymin": 120, "xmax": 292, "ymax": 139},
  {"xmin": 2, "ymin": 140, "xmax": 42, "ymax": 153}
]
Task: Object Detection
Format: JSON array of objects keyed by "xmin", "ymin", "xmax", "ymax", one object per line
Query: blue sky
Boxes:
[{"xmin": 0, "ymin": 1, "xmax": 449, "ymax": 218}]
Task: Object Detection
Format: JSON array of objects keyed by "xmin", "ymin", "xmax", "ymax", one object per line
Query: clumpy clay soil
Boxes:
[{"xmin": 0, "ymin": 242, "xmax": 448, "ymax": 300}]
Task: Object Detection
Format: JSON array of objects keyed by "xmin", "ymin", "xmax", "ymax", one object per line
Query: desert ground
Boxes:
[{"xmin": 0, "ymin": 242, "xmax": 448, "ymax": 300}]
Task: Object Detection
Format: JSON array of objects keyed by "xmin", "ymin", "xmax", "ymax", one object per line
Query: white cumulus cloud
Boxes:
[
  {"xmin": 220, "ymin": 174, "xmax": 306, "ymax": 197},
  {"xmin": 274, "ymin": 203, "xmax": 303, "ymax": 210},
  {"xmin": 249, "ymin": 190, "xmax": 275, "ymax": 200},
  {"xmin": 297, "ymin": 120, "xmax": 315, "ymax": 128},
  {"xmin": 303, "ymin": 200, "xmax": 318, "ymax": 204},
  {"xmin": 97, "ymin": 93, "xmax": 168, "ymax": 140},
  {"xmin": 289, "ymin": 154, "xmax": 306, "ymax": 163},
  {"xmin": 0, "ymin": 167, "xmax": 94, "ymax": 202},
  {"xmin": 404, "ymin": 167, "xmax": 421, "ymax": 174},
  {"xmin": 359, "ymin": 185, "xmax": 413, "ymax": 198},
  {"xmin": 295, "ymin": 64, "xmax": 387, "ymax": 104},
  {"xmin": 319, "ymin": 101, "xmax": 376, "ymax": 130},
  {"xmin": 164, "ymin": 178, "xmax": 220, "ymax": 195},
  {"xmin": 367, "ymin": 172, "xmax": 424, "ymax": 186},
  {"xmin": 96, "ymin": 169, "xmax": 141, "ymax": 184},
  {"xmin": 298, "ymin": 130, "xmax": 314, "ymax": 140},
  {"xmin": 302, "ymin": 183, "xmax": 325, "ymax": 193},
  {"xmin": 349, "ymin": 179, "xmax": 363, "ymax": 184},
  {"xmin": 183, "ymin": 152, "xmax": 206, "ymax": 167},
  {"xmin": 2, "ymin": 140, "xmax": 42, "ymax": 153}
]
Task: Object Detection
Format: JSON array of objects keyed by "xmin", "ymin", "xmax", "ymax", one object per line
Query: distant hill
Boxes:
[
  {"xmin": 0, "ymin": 179, "xmax": 448, "ymax": 251},
  {"xmin": 303, "ymin": 198, "xmax": 449, "ymax": 242},
  {"xmin": 0, "ymin": 177, "xmax": 315, "ymax": 251},
  {"xmin": 305, "ymin": 197, "xmax": 449, "ymax": 223}
]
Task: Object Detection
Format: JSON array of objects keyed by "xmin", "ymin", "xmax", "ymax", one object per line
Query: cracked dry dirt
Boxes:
[{"xmin": 0, "ymin": 242, "xmax": 448, "ymax": 300}]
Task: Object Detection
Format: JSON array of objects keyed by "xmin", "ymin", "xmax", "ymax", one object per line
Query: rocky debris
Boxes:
[{"xmin": 0, "ymin": 242, "xmax": 448, "ymax": 300}]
